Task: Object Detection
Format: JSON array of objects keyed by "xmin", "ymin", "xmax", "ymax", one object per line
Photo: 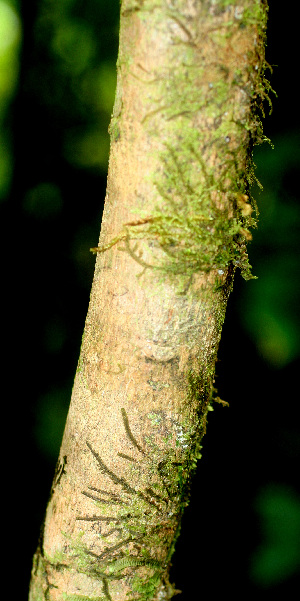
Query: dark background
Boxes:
[{"xmin": 1, "ymin": 1, "xmax": 300, "ymax": 598}]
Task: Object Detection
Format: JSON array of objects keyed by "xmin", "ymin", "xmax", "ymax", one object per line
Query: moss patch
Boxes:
[
  {"xmin": 62, "ymin": 404, "xmax": 217, "ymax": 600},
  {"xmin": 92, "ymin": 0, "xmax": 274, "ymax": 286}
]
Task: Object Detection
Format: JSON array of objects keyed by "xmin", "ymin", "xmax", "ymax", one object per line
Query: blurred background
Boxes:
[{"xmin": 1, "ymin": 0, "xmax": 299, "ymax": 598}]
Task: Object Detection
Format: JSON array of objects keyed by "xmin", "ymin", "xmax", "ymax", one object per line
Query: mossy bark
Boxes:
[{"xmin": 29, "ymin": 1, "xmax": 270, "ymax": 600}]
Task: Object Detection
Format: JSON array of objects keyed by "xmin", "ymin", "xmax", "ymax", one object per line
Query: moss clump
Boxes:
[
  {"xmin": 63, "ymin": 406, "xmax": 213, "ymax": 600},
  {"xmin": 130, "ymin": 570, "xmax": 161, "ymax": 600},
  {"xmin": 123, "ymin": 141, "xmax": 256, "ymax": 280},
  {"xmin": 92, "ymin": 0, "xmax": 274, "ymax": 286}
]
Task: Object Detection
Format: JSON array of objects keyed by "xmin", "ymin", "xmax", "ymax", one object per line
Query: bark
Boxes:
[{"xmin": 29, "ymin": 1, "xmax": 270, "ymax": 600}]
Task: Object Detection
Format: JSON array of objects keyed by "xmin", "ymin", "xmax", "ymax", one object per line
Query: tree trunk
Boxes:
[{"xmin": 29, "ymin": 1, "xmax": 270, "ymax": 599}]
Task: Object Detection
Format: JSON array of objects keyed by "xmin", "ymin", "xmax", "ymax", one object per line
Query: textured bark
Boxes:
[{"xmin": 29, "ymin": 1, "xmax": 269, "ymax": 600}]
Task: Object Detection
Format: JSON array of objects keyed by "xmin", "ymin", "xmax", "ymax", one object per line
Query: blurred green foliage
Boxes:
[
  {"xmin": 241, "ymin": 135, "xmax": 300, "ymax": 368},
  {"xmin": 23, "ymin": 181, "xmax": 63, "ymax": 218},
  {"xmin": 24, "ymin": 0, "xmax": 118, "ymax": 175},
  {"xmin": 250, "ymin": 484, "xmax": 300, "ymax": 586},
  {"xmin": 0, "ymin": 0, "xmax": 21, "ymax": 198}
]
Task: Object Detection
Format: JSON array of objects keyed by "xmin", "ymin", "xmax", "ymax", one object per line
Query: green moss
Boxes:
[
  {"xmin": 108, "ymin": 556, "xmax": 161, "ymax": 574},
  {"xmin": 130, "ymin": 570, "xmax": 161, "ymax": 599},
  {"xmin": 63, "ymin": 405, "xmax": 216, "ymax": 600},
  {"xmin": 108, "ymin": 118, "xmax": 120, "ymax": 143},
  {"xmin": 29, "ymin": 549, "xmax": 49, "ymax": 601},
  {"xmin": 93, "ymin": 0, "xmax": 273, "ymax": 287}
]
